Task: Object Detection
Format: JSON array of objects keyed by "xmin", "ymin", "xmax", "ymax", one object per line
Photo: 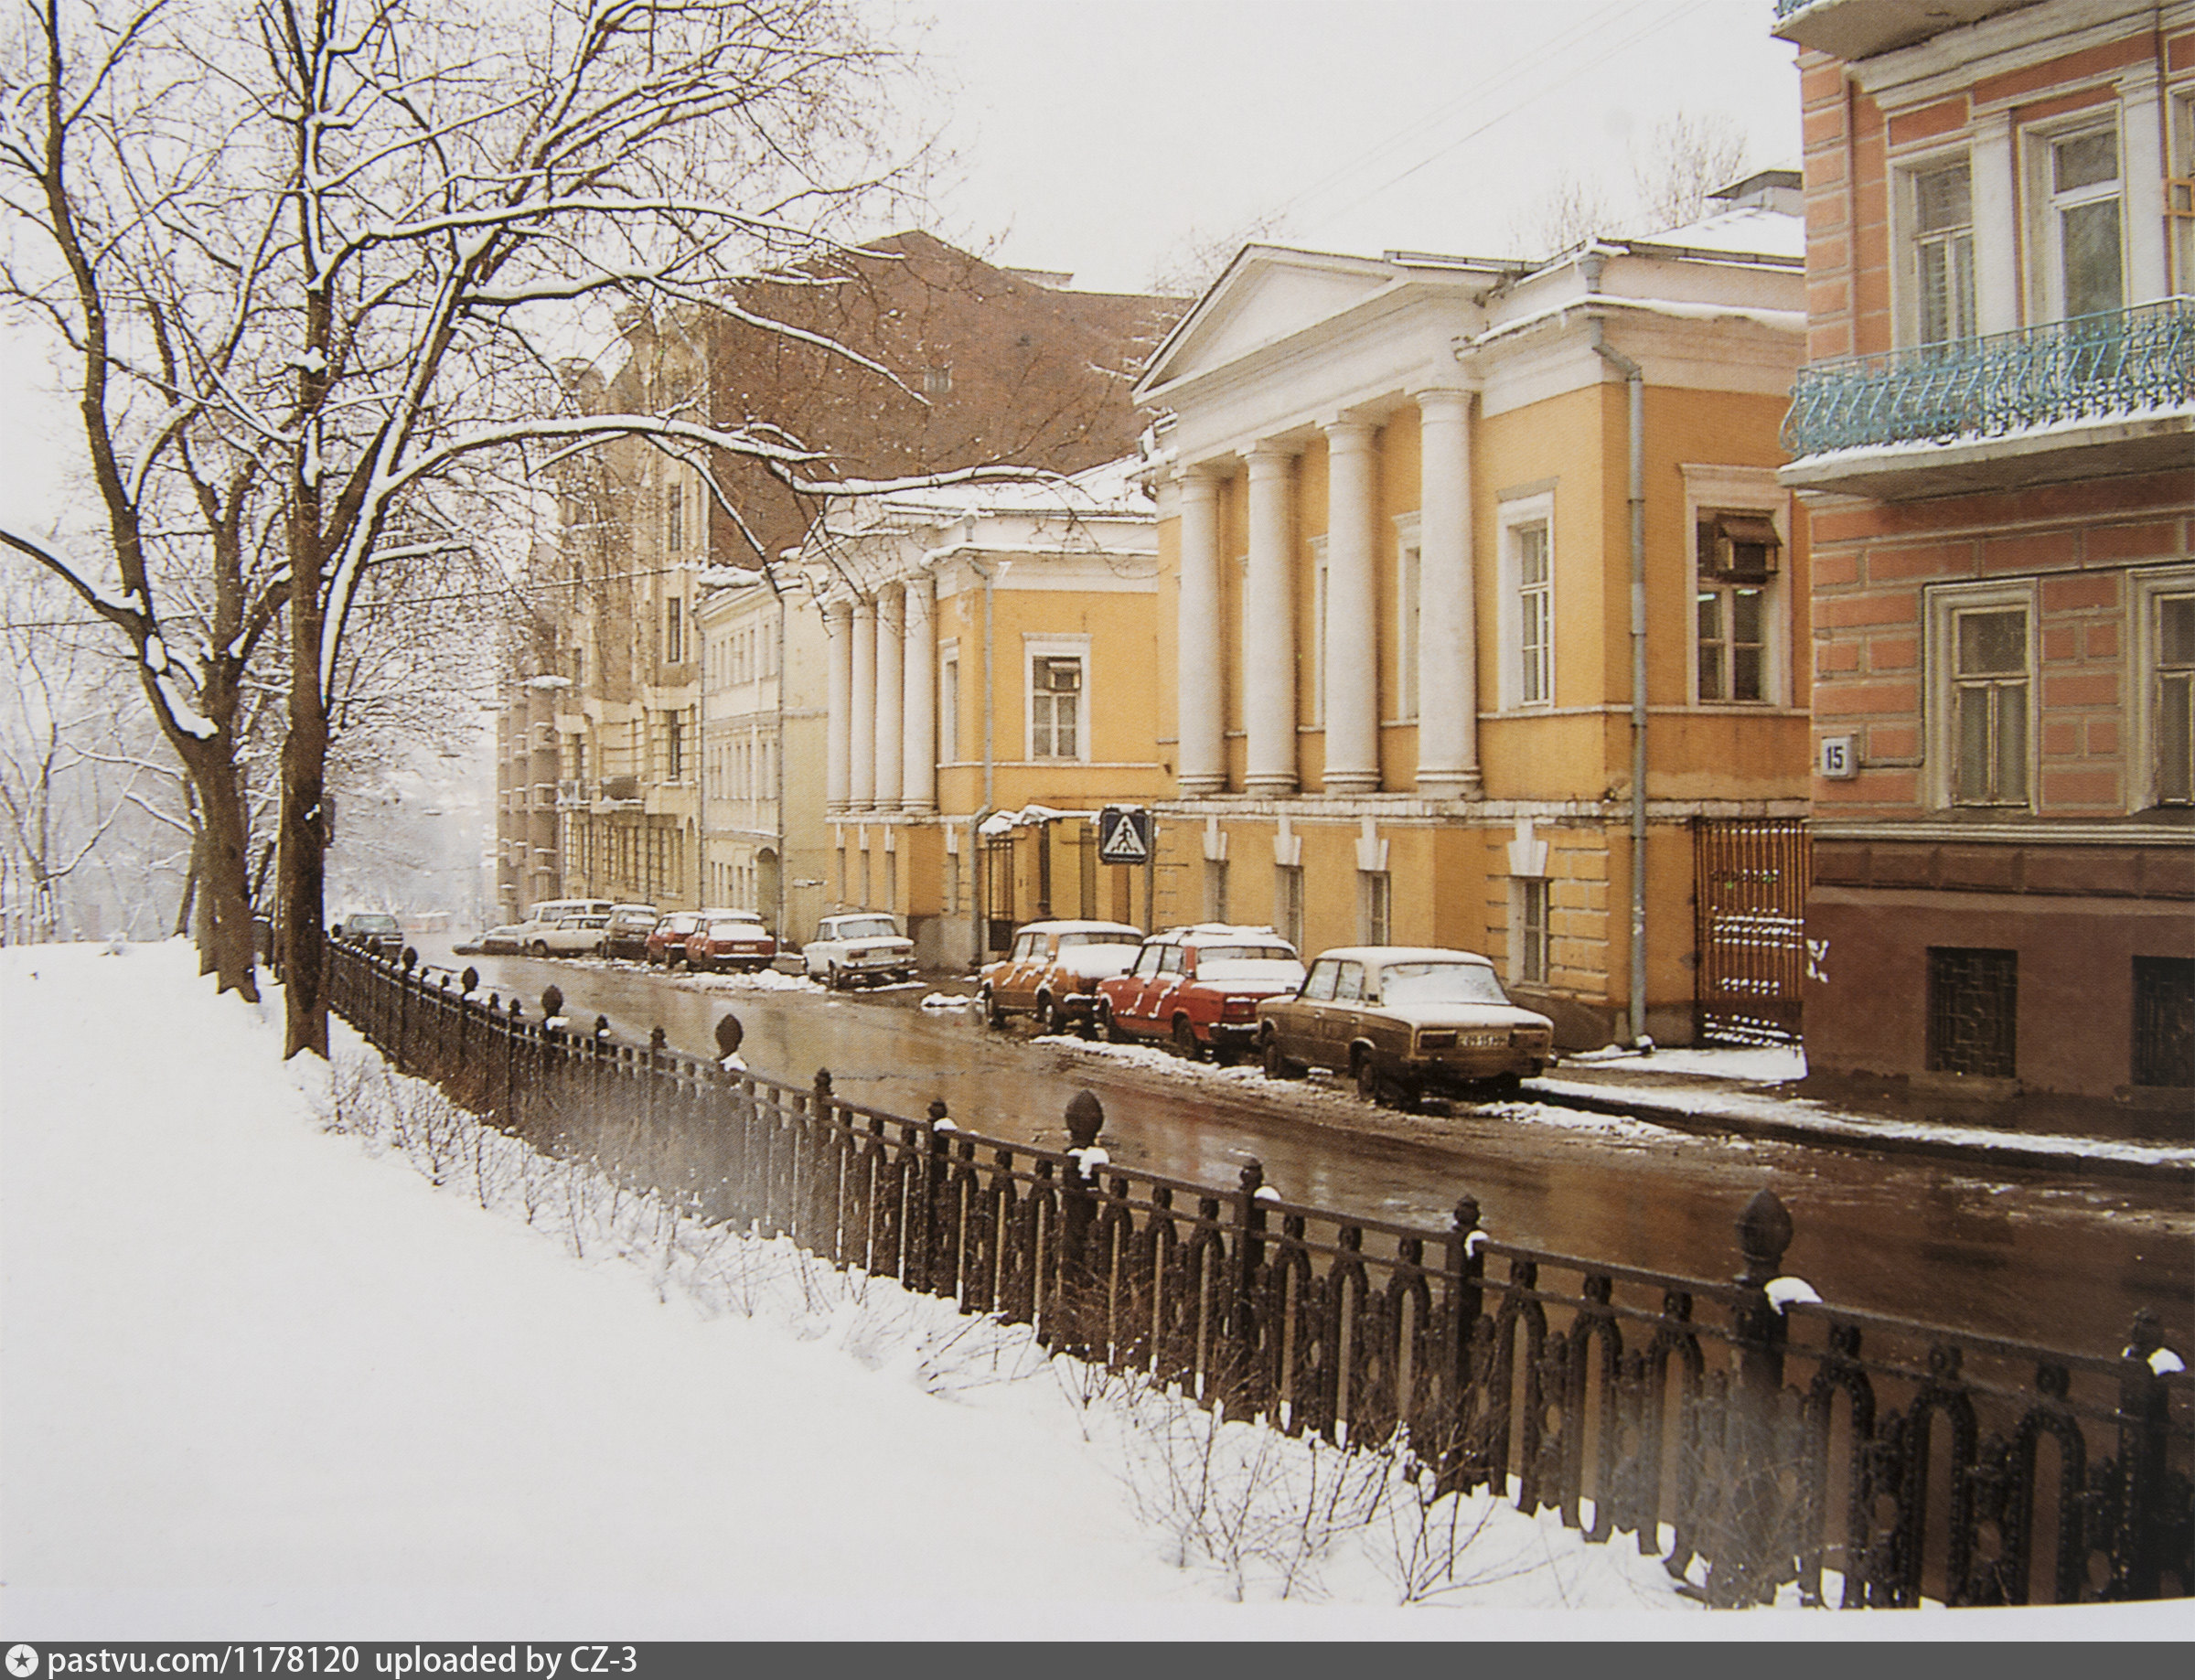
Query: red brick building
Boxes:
[{"xmin": 1773, "ymin": 0, "xmax": 2193, "ymax": 1106}]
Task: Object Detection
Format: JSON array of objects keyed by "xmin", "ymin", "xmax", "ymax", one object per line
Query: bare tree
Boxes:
[
  {"xmin": 1146, "ymin": 210, "xmax": 1295, "ymax": 301},
  {"xmin": 1509, "ymin": 167, "xmax": 1618, "ymax": 261},
  {"xmin": 1632, "ymin": 109, "xmax": 1751, "ymax": 235},
  {"xmin": 3, "ymin": 0, "xmax": 966, "ymax": 1056}
]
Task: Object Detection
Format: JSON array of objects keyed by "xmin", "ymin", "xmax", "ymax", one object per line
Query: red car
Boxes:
[
  {"xmin": 1094, "ymin": 925, "xmax": 1305, "ymax": 1062},
  {"xmin": 684, "ymin": 913, "xmax": 778, "ymax": 973},
  {"xmin": 645, "ymin": 909, "xmax": 707, "ymax": 967}
]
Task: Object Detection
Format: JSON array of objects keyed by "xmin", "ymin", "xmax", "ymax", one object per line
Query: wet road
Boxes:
[{"xmin": 417, "ymin": 940, "xmax": 2194, "ymax": 1357}]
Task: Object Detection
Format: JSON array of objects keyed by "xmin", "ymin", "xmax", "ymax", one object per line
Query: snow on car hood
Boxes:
[
  {"xmin": 1373, "ymin": 1001, "xmax": 1553, "ymax": 1032},
  {"xmin": 1053, "ymin": 944, "xmax": 1142, "ymax": 979},
  {"xmin": 835, "ymin": 936, "xmax": 912, "ymax": 954},
  {"xmin": 1194, "ymin": 958, "xmax": 1305, "ymax": 990}
]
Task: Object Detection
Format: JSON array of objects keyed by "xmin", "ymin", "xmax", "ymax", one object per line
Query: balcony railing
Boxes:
[{"xmin": 1782, "ymin": 298, "xmax": 2195, "ymax": 458}]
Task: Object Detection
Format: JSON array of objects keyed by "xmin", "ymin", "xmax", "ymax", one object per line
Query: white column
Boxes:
[
  {"xmin": 825, "ymin": 600, "xmax": 852, "ymax": 815},
  {"xmin": 850, "ymin": 595, "xmax": 877, "ymax": 810},
  {"xmin": 1177, "ymin": 466, "xmax": 1227, "ymax": 795},
  {"xmin": 1322, "ymin": 420, "xmax": 1380, "ymax": 793},
  {"xmin": 874, "ymin": 585, "xmax": 905, "ymax": 811},
  {"xmin": 1415, "ymin": 389, "xmax": 1481, "ymax": 798},
  {"xmin": 901, "ymin": 572, "xmax": 937, "ymax": 813},
  {"xmin": 1971, "ymin": 111, "xmax": 2019, "ymax": 336},
  {"xmin": 1243, "ymin": 444, "xmax": 1298, "ymax": 796}
]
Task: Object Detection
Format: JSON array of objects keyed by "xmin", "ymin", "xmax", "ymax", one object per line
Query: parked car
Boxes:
[
  {"xmin": 978, "ymin": 919, "xmax": 1143, "ymax": 1034},
  {"xmin": 511, "ymin": 898, "xmax": 615, "ymax": 957},
  {"xmin": 472, "ymin": 925, "xmax": 525, "ymax": 956},
  {"xmin": 801, "ymin": 913, "xmax": 915, "ymax": 990},
  {"xmin": 686, "ymin": 913, "xmax": 778, "ymax": 973},
  {"xmin": 1257, "ymin": 947, "xmax": 1556, "ymax": 1108},
  {"xmin": 645, "ymin": 909, "xmax": 708, "ymax": 967},
  {"xmin": 1095, "ymin": 925, "xmax": 1305, "ymax": 1061},
  {"xmin": 333, "ymin": 911, "xmax": 403, "ymax": 958},
  {"xmin": 601, "ymin": 904, "xmax": 660, "ymax": 961},
  {"xmin": 528, "ymin": 908, "xmax": 610, "ymax": 958}
]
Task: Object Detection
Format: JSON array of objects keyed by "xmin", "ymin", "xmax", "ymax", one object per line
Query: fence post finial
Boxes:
[
  {"xmin": 1065, "ymin": 1089, "xmax": 1104, "ymax": 1150},
  {"xmin": 540, "ymin": 984, "xmax": 564, "ymax": 1024},
  {"xmin": 461, "ymin": 967, "xmax": 478, "ymax": 996},
  {"xmin": 1735, "ymin": 1186, "xmax": 1793, "ymax": 1287},
  {"xmin": 715, "ymin": 1013, "xmax": 744, "ymax": 1059}
]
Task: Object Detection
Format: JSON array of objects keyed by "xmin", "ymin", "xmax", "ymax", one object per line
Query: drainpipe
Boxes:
[
  {"xmin": 1590, "ymin": 301, "xmax": 1651, "ymax": 1049},
  {"xmin": 969, "ymin": 558, "xmax": 998, "ymax": 970}
]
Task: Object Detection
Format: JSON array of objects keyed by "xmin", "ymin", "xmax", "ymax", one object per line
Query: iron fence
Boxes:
[
  {"xmin": 328, "ymin": 940, "xmax": 2193, "ymax": 1608},
  {"xmin": 1781, "ymin": 298, "xmax": 2195, "ymax": 457}
]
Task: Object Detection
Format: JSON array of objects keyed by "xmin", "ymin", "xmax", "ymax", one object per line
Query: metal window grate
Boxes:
[
  {"xmin": 2133, "ymin": 956, "xmax": 2195, "ymax": 1088},
  {"xmin": 1926, "ymin": 947, "xmax": 2018, "ymax": 1078}
]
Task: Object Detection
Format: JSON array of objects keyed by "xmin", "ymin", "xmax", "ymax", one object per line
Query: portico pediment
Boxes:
[{"xmin": 1137, "ymin": 247, "xmax": 1401, "ymax": 401}]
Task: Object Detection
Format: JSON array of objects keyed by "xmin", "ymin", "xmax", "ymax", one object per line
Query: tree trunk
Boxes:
[
  {"xmin": 280, "ymin": 589, "xmax": 331, "ymax": 1060},
  {"xmin": 175, "ymin": 828, "xmax": 200, "ymax": 942},
  {"xmin": 177, "ymin": 736, "xmax": 259, "ymax": 1002}
]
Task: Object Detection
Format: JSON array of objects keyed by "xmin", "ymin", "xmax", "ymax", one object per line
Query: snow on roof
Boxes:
[
  {"xmin": 1623, "ymin": 206, "xmax": 1805, "ymax": 263},
  {"xmin": 868, "ymin": 456, "xmax": 1151, "ymax": 521}
]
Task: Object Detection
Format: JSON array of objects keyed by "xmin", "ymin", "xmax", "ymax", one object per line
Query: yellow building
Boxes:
[
  {"xmin": 801, "ymin": 462, "xmax": 1167, "ymax": 968},
  {"xmin": 1131, "ymin": 177, "xmax": 1812, "ymax": 1046}
]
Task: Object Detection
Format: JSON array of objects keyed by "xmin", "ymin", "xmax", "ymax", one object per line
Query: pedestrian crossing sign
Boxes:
[{"xmin": 1097, "ymin": 806, "xmax": 1152, "ymax": 865}]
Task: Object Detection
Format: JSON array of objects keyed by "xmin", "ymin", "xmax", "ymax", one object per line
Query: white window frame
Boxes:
[
  {"xmin": 1393, "ymin": 513, "xmax": 1422, "ymax": 722},
  {"xmin": 1023, "ymin": 634, "xmax": 1090, "ymax": 763},
  {"xmin": 1509, "ymin": 876, "xmax": 1550, "ymax": 988},
  {"xmin": 2025, "ymin": 112, "xmax": 2125, "ymax": 324},
  {"xmin": 1682, "ymin": 466, "xmax": 1792, "ymax": 711},
  {"xmin": 1497, "ymin": 492, "xmax": 1556, "ymax": 712},
  {"xmin": 1358, "ymin": 869, "xmax": 1391, "ymax": 946},
  {"xmin": 1309, "ymin": 534, "xmax": 1329, "ymax": 727},
  {"xmin": 2133, "ymin": 566, "xmax": 2195, "ymax": 810},
  {"xmin": 1926, "ymin": 578, "xmax": 2038, "ymax": 812},
  {"xmin": 1899, "ymin": 150, "xmax": 1979, "ymax": 348},
  {"xmin": 2171, "ymin": 87, "xmax": 2195, "ymax": 297},
  {"xmin": 938, "ymin": 638, "xmax": 960, "ymax": 764}
]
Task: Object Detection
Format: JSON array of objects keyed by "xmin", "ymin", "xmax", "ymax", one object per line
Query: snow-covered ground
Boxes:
[{"xmin": 3, "ymin": 942, "xmax": 2177, "ymax": 1640}]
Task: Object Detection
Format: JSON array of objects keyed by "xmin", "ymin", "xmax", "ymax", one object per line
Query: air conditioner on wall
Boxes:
[{"xmin": 1701, "ymin": 511, "xmax": 1782, "ymax": 583}]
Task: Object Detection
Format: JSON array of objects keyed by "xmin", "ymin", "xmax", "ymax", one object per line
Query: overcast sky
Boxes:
[
  {"xmin": 911, "ymin": 0, "xmax": 1804, "ymax": 292},
  {"xmin": 0, "ymin": 0, "xmax": 1804, "ymax": 530}
]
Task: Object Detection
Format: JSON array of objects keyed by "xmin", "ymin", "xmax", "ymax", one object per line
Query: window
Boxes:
[
  {"xmin": 1309, "ymin": 536, "xmax": 1329, "ymax": 725},
  {"xmin": 1697, "ymin": 584, "xmax": 1766, "ymax": 703},
  {"xmin": 1205, "ymin": 857, "xmax": 1229, "ymax": 923},
  {"xmin": 1515, "ymin": 877, "xmax": 1549, "ymax": 986},
  {"xmin": 922, "ymin": 365, "xmax": 952, "ymax": 396},
  {"xmin": 1359, "ymin": 870, "xmax": 1390, "ymax": 945},
  {"xmin": 665, "ymin": 597, "xmax": 683, "ymax": 665},
  {"xmin": 665, "ymin": 714, "xmax": 683, "ymax": 782},
  {"xmin": 2152, "ymin": 591, "xmax": 2194, "ymax": 806},
  {"xmin": 2035, "ymin": 122, "xmax": 2123, "ymax": 321},
  {"xmin": 1026, "ymin": 644, "xmax": 1087, "ymax": 761},
  {"xmin": 666, "ymin": 482, "xmax": 684, "ymax": 552},
  {"xmin": 1911, "ymin": 159, "xmax": 1976, "ymax": 347},
  {"xmin": 2133, "ymin": 957, "xmax": 2195, "ymax": 1088},
  {"xmin": 1276, "ymin": 863, "xmax": 1304, "ymax": 952},
  {"xmin": 940, "ymin": 647, "xmax": 959, "ymax": 761},
  {"xmin": 1952, "ymin": 608, "xmax": 2029, "ymax": 806},
  {"xmin": 1927, "ymin": 947, "xmax": 2017, "ymax": 1078},
  {"xmin": 2172, "ymin": 91, "xmax": 2195, "ymax": 298},
  {"xmin": 1395, "ymin": 519, "xmax": 1422, "ymax": 720},
  {"xmin": 1301, "ymin": 958, "xmax": 1339, "ymax": 1002},
  {"xmin": 1929, "ymin": 583, "xmax": 2034, "ymax": 809},
  {"xmin": 1497, "ymin": 501, "xmax": 1556, "ymax": 711}
]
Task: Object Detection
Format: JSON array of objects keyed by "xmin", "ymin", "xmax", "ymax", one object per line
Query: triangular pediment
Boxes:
[{"xmin": 1138, "ymin": 246, "xmax": 1401, "ymax": 397}]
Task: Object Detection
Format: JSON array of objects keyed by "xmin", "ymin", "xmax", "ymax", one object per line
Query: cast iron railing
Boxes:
[
  {"xmin": 1781, "ymin": 298, "xmax": 2195, "ymax": 457},
  {"xmin": 327, "ymin": 939, "xmax": 2194, "ymax": 1608}
]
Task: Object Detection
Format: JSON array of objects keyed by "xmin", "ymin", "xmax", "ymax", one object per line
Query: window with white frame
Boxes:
[
  {"xmin": 939, "ymin": 641, "xmax": 960, "ymax": 762},
  {"xmin": 1394, "ymin": 515, "xmax": 1421, "ymax": 720},
  {"xmin": 2031, "ymin": 119, "xmax": 2124, "ymax": 322},
  {"xmin": 1275, "ymin": 864, "xmax": 1304, "ymax": 953},
  {"xmin": 666, "ymin": 481, "xmax": 684, "ymax": 552},
  {"xmin": 1498, "ymin": 494, "xmax": 1556, "ymax": 710},
  {"xmin": 1026, "ymin": 639, "xmax": 1087, "ymax": 761},
  {"xmin": 1910, "ymin": 157, "xmax": 1977, "ymax": 347},
  {"xmin": 1205, "ymin": 857, "xmax": 1229, "ymax": 923},
  {"xmin": 1359, "ymin": 870, "xmax": 1391, "ymax": 946},
  {"xmin": 2172, "ymin": 90, "xmax": 2195, "ymax": 297},
  {"xmin": 2137, "ymin": 570, "xmax": 2195, "ymax": 808},
  {"xmin": 1685, "ymin": 470, "xmax": 1789, "ymax": 709},
  {"xmin": 1309, "ymin": 535, "xmax": 1329, "ymax": 726},
  {"xmin": 1929, "ymin": 582, "xmax": 2035, "ymax": 809},
  {"xmin": 1512, "ymin": 877, "xmax": 1549, "ymax": 987}
]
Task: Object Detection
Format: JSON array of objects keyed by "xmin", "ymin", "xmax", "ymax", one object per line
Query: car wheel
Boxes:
[
  {"xmin": 982, "ymin": 987, "xmax": 1008, "ymax": 1030},
  {"xmin": 826, "ymin": 963, "xmax": 842, "ymax": 991},
  {"xmin": 529, "ymin": 941, "xmax": 549, "ymax": 958},
  {"xmin": 1036, "ymin": 994, "xmax": 1061, "ymax": 1035},
  {"xmin": 1481, "ymin": 1072, "xmax": 1525, "ymax": 1102},
  {"xmin": 1262, "ymin": 1033, "xmax": 1301, "ymax": 1080},
  {"xmin": 1098, "ymin": 1001, "xmax": 1126, "ymax": 1043},
  {"xmin": 1172, "ymin": 1016, "xmax": 1205, "ymax": 1062},
  {"xmin": 1354, "ymin": 1051, "xmax": 1385, "ymax": 1106}
]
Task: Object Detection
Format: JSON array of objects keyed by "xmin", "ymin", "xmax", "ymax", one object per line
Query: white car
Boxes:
[
  {"xmin": 802, "ymin": 913, "xmax": 916, "ymax": 990},
  {"xmin": 519, "ymin": 907, "xmax": 611, "ymax": 957}
]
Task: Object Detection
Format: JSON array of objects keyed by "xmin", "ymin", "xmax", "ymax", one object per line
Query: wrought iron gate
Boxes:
[{"xmin": 1693, "ymin": 818, "xmax": 1809, "ymax": 1045}]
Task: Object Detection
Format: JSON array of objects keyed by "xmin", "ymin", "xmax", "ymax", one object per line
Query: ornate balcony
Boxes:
[{"xmin": 1780, "ymin": 300, "xmax": 2195, "ymax": 498}]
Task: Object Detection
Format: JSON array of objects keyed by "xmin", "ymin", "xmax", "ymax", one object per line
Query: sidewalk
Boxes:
[{"xmin": 1533, "ymin": 1043, "xmax": 2195, "ymax": 1185}]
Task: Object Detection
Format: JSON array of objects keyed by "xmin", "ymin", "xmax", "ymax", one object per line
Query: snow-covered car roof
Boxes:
[
  {"xmin": 1022, "ymin": 920, "xmax": 1142, "ymax": 938},
  {"xmin": 1309, "ymin": 946, "xmax": 1497, "ymax": 968}
]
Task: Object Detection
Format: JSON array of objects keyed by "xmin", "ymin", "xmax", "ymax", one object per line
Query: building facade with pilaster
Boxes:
[
  {"xmin": 804, "ymin": 462, "xmax": 1167, "ymax": 968},
  {"xmin": 1134, "ymin": 189, "xmax": 1811, "ymax": 1048},
  {"xmin": 1773, "ymin": 0, "xmax": 2195, "ymax": 1103}
]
